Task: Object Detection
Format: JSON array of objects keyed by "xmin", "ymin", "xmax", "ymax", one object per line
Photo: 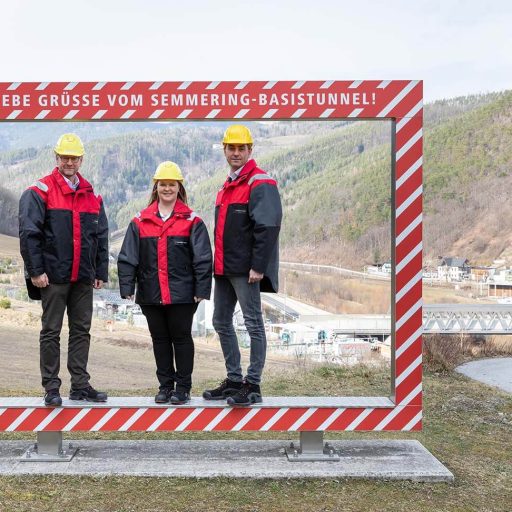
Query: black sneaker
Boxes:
[
  {"xmin": 44, "ymin": 389, "xmax": 62, "ymax": 407},
  {"xmin": 202, "ymin": 378, "xmax": 242, "ymax": 400},
  {"xmin": 226, "ymin": 381, "xmax": 262, "ymax": 406},
  {"xmin": 69, "ymin": 385, "xmax": 108, "ymax": 402},
  {"xmin": 155, "ymin": 388, "xmax": 174, "ymax": 404},
  {"xmin": 169, "ymin": 390, "xmax": 191, "ymax": 405}
]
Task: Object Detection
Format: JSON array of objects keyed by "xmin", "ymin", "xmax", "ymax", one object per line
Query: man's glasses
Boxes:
[{"xmin": 58, "ymin": 155, "xmax": 80, "ymax": 163}]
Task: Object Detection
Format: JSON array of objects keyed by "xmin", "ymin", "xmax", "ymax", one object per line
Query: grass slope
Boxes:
[
  {"xmin": 0, "ymin": 364, "xmax": 510, "ymax": 512},
  {"xmin": 0, "ymin": 233, "xmax": 21, "ymax": 259}
]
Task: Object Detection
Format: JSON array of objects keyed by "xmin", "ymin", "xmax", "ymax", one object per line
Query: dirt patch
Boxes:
[{"xmin": 0, "ymin": 302, "xmax": 297, "ymax": 395}]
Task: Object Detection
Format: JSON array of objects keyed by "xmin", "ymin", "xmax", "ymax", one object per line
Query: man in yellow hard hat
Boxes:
[
  {"xmin": 203, "ymin": 124, "xmax": 282, "ymax": 406},
  {"xmin": 19, "ymin": 133, "xmax": 109, "ymax": 406}
]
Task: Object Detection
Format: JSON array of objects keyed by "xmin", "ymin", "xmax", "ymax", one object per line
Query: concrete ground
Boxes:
[
  {"xmin": 456, "ymin": 357, "xmax": 512, "ymax": 393},
  {"xmin": 0, "ymin": 439, "xmax": 453, "ymax": 482}
]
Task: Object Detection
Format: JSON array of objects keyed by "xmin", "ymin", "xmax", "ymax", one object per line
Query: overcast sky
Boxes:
[{"xmin": 2, "ymin": 0, "xmax": 511, "ymax": 102}]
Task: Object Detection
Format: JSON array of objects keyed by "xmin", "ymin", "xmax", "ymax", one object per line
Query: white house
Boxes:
[{"xmin": 437, "ymin": 257, "xmax": 470, "ymax": 282}]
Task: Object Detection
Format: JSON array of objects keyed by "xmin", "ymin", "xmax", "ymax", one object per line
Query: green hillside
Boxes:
[
  {"xmin": 193, "ymin": 121, "xmax": 392, "ymax": 246},
  {"xmin": 1, "ymin": 90, "xmax": 511, "ymax": 267},
  {"xmin": 192, "ymin": 90, "xmax": 512, "ymax": 266},
  {"xmin": 0, "ymin": 126, "xmax": 226, "ymax": 231},
  {"xmin": 0, "ymin": 121, "xmax": 345, "ymax": 232},
  {"xmin": 0, "ymin": 186, "xmax": 18, "ymax": 237}
]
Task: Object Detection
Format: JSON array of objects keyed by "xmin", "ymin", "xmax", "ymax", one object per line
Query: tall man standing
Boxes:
[
  {"xmin": 203, "ymin": 125, "xmax": 282, "ymax": 405},
  {"xmin": 19, "ymin": 133, "xmax": 109, "ymax": 406}
]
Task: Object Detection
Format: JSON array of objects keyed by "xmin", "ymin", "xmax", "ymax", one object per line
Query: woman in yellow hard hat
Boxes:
[{"xmin": 118, "ymin": 161, "xmax": 212, "ymax": 404}]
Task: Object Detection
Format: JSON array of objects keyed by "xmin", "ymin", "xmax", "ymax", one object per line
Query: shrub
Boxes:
[
  {"xmin": 0, "ymin": 297, "xmax": 11, "ymax": 309},
  {"xmin": 423, "ymin": 334, "xmax": 466, "ymax": 372},
  {"xmin": 15, "ymin": 288, "xmax": 29, "ymax": 301},
  {"xmin": 423, "ymin": 334, "xmax": 512, "ymax": 372}
]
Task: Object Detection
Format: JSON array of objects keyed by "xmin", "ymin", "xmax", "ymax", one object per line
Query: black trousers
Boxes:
[
  {"xmin": 39, "ymin": 282, "xmax": 93, "ymax": 391},
  {"xmin": 141, "ymin": 303, "xmax": 198, "ymax": 393}
]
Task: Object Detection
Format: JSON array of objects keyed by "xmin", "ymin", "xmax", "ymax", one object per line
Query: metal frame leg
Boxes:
[
  {"xmin": 285, "ymin": 431, "xmax": 340, "ymax": 462},
  {"xmin": 20, "ymin": 432, "xmax": 78, "ymax": 462}
]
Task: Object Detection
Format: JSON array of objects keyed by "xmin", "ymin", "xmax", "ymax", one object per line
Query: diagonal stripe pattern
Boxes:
[
  {"xmin": 0, "ymin": 79, "xmax": 423, "ymax": 432},
  {"xmin": 394, "ymin": 88, "xmax": 423, "ymax": 407},
  {"xmin": 0, "ymin": 80, "xmax": 423, "ymax": 121},
  {"xmin": 0, "ymin": 404, "xmax": 422, "ymax": 432}
]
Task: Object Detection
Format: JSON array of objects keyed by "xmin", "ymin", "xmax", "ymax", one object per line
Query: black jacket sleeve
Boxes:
[
  {"xmin": 18, "ymin": 189, "xmax": 46, "ymax": 278},
  {"xmin": 190, "ymin": 219, "xmax": 213, "ymax": 299},
  {"xmin": 248, "ymin": 183, "xmax": 282, "ymax": 274},
  {"xmin": 95, "ymin": 198, "xmax": 109, "ymax": 282},
  {"xmin": 117, "ymin": 221, "xmax": 140, "ymax": 298}
]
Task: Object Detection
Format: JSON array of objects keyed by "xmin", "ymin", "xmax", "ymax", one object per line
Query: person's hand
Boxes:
[
  {"xmin": 122, "ymin": 295, "xmax": 134, "ymax": 300},
  {"xmin": 31, "ymin": 273, "xmax": 49, "ymax": 288},
  {"xmin": 194, "ymin": 296, "xmax": 205, "ymax": 303},
  {"xmin": 248, "ymin": 269, "xmax": 264, "ymax": 284},
  {"xmin": 94, "ymin": 279, "xmax": 104, "ymax": 289}
]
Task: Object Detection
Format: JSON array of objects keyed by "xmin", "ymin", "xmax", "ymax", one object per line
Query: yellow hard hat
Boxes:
[
  {"xmin": 222, "ymin": 124, "xmax": 253, "ymax": 145},
  {"xmin": 54, "ymin": 133, "xmax": 85, "ymax": 156},
  {"xmin": 153, "ymin": 161, "xmax": 184, "ymax": 182}
]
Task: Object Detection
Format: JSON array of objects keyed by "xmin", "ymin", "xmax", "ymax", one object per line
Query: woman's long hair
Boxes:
[{"xmin": 148, "ymin": 181, "xmax": 188, "ymax": 206}]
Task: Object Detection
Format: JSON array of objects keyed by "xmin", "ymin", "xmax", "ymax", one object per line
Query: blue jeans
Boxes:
[{"xmin": 213, "ymin": 276, "xmax": 267, "ymax": 385}]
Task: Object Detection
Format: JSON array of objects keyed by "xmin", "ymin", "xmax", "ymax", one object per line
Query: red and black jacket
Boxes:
[
  {"xmin": 215, "ymin": 159, "xmax": 282, "ymax": 293},
  {"xmin": 118, "ymin": 199, "xmax": 212, "ymax": 305},
  {"xmin": 19, "ymin": 168, "xmax": 109, "ymax": 296}
]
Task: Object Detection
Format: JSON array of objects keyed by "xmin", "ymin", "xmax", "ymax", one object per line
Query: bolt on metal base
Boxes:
[
  {"xmin": 20, "ymin": 432, "xmax": 78, "ymax": 462},
  {"xmin": 285, "ymin": 431, "xmax": 340, "ymax": 462}
]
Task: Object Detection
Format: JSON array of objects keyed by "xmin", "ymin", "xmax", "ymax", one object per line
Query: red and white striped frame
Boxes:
[
  {"xmin": 0, "ymin": 80, "xmax": 423, "ymax": 432},
  {"xmin": 0, "ymin": 402, "xmax": 420, "ymax": 432}
]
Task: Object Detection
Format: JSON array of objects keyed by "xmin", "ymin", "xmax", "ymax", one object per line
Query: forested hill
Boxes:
[
  {"xmin": 0, "ymin": 125, "xmax": 227, "ymax": 231},
  {"xmin": 193, "ymin": 90, "xmax": 512, "ymax": 267},
  {"xmin": 0, "ymin": 121, "xmax": 346, "ymax": 231},
  {"xmin": 0, "ymin": 186, "xmax": 18, "ymax": 237},
  {"xmin": 0, "ymin": 90, "xmax": 510, "ymax": 267}
]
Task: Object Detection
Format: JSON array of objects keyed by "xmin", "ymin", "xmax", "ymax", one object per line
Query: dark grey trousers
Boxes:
[{"xmin": 39, "ymin": 282, "xmax": 93, "ymax": 391}]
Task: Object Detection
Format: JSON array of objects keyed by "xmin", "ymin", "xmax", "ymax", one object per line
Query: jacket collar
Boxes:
[
  {"xmin": 51, "ymin": 167, "xmax": 92, "ymax": 195},
  {"xmin": 224, "ymin": 159, "xmax": 257, "ymax": 188},
  {"xmin": 140, "ymin": 199, "xmax": 192, "ymax": 224}
]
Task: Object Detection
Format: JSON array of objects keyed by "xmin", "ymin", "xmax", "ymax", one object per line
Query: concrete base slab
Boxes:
[{"xmin": 0, "ymin": 439, "xmax": 453, "ymax": 482}]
